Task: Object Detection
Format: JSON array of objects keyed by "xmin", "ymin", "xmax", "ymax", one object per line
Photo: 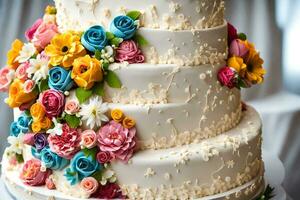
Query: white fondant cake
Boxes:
[{"xmin": 1, "ymin": 0, "xmax": 268, "ymax": 199}]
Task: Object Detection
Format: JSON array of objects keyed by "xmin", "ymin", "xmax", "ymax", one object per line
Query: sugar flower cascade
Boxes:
[
  {"xmin": 0, "ymin": 4, "xmax": 269, "ymax": 200},
  {"xmin": 1, "ymin": 6, "xmax": 144, "ymax": 199},
  {"xmin": 218, "ymin": 23, "xmax": 266, "ymax": 89}
]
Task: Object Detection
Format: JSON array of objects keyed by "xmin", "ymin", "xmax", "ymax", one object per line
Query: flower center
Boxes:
[
  {"xmin": 36, "ymin": 64, "xmax": 41, "ymax": 70},
  {"xmin": 109, "ymin": 132, "xmax": 119, "ymax": 140},
  {"xmin": 62, "ymin": 46, "xmax": 69, "ymax": 53},
  {"xmin": 80, "ymin": 65, "xmax": 88, "ymax": 73},
  {"xmin": 247, "ymin": 64, "xmax": 254, "ymax": 72},
  {"xmin": 92, "ymin": 108, "xmax": 97, "ymax": 116}
]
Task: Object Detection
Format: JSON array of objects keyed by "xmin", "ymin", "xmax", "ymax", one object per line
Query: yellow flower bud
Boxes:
[
  {"xmin": 111, "ymin": 109, "xmax": 124, "ymax": 123},
  {"xmin": 45, "ymin": 5, "xmax": 57, "ymax": 15},
  {"xmin": 123, "ymin": 117, "xmax": 136, "ymax": 129}
]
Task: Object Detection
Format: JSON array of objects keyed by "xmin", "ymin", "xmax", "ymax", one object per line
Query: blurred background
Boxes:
[{"xmin": 0, "ymin": 0, "xmax": 299, "ymax": 199}]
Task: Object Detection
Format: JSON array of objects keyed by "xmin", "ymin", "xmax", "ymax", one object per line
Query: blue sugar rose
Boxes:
[
  {"xmin": 17, "ymin": 114, "xmax": 32, "ymax": 133},
  {"xmin": 48, "ymin": 66, "xmax": 73, "ymax": 92},
  {"xmin": 110, "ymin": 15, "xmax": 137, "ymax": 40},
  {"xmin": 81, "ymin": 25, "xmax": 108, "ymax": 52},
  {"xmin": 31, "ymin": 147, "xmax": 42, "ymax": 159},
  {"xmin": 40, "ymin": 147, "xmax": 69, "ymax": 170},
  {"xmin": 10, "ymin": 122, "xmax": 21, "ymax": 137},
  {"xmin": 64, "ymin": 151, "xmax": 102, "ymax": 185}
]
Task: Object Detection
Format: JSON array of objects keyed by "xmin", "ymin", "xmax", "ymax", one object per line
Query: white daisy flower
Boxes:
[
  {"xmin": 27, "ymin": 54, "xmax": 49, "ymax": 82},
  {"xmin": 16, "ymin": 43, "xmax": 36, "ymax": 63},
  {"xmin": 7, "ymin": 133, "xmax": 25, "ymax": 155},
  {"xmin": 79, "ymin": 96, "xmax": 109, "ymax": 129}
]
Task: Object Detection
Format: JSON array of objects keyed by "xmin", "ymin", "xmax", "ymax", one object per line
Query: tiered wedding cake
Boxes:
[{"xmin": 1, "ymin": 0, "xmax": 267, "ymax": 199}]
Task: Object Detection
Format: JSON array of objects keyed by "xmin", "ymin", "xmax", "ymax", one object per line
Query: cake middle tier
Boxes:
[{"xmin": 106, "ymin": 62, "xmax": 241, "ymax": 149}]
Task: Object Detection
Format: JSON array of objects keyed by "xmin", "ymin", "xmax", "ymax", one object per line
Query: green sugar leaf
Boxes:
[
  {"xmin": 134, "ymin": 33, "xmax": 149, "ymax": 47},
  {"xmin": 105, "ymin": 70, "xmax": 122, "ymax": 88},
  {"xmin": 106, "ymin": 32, "xmax": 115, "ymax": 40},
  {"xmin": 38, "ymin": 78, "xmax": 50, "ymax": 93},
  {"xmin": 126, "ymin": 10, "xmax": 141, "ymax": 20},
  {"xmin": 82, "ymin": 147, "xmax": 98, "ymax": 160},
  {"xmin": 238, "ymin": 33, "xmax": 247, "ymax": 41},
  {"xmin": 95, "ymin": 50, "xmax": 102, "ymax": 61},
  {"xmin": 75, "ymin": 87, "xmax": 93, "ymax": 104},
  {"xmin": 64, "ymin": 114, "xmax": 81, "ymax": 128},
  {"xmin": 93, "ymin": 81, "xmax": 105, "ymax": 96}
]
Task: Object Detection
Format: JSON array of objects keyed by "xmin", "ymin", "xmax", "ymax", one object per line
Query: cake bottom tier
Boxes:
[{"xmin": 1, "ymin": 106, "xmax": 264, "ymax": 200}]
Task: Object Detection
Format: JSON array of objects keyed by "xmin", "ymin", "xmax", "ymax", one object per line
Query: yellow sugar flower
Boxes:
[
  {"xmin": 31, "ymin": 121, "xmax": 42, "ymax": 133},
  {"xmin": 30, "ymin": 102, "xmax": 46, "ymax": 121},
  {"xmin": 227, "ymin": 56, "xmax": 247, "ymax": 74},
  {"xmin": 31, "ymin": 116, "xmax": 52, "ymax": 133},
  {"xmin": 71, "ymin": 55, "xmax": 103, "ymax": 89},
  {"xmin": 7, "ymin": 79, "xmax": 38, "ymax": 108},
  {"xmin": 45, "ymin": 32, "xmax": 86, "ymax": 69},
  {"xmin": 111, "ymin": 109, "xmax": 124, "ymax": 123},
  {"xmin": 7, "ymin": 39, "xmax": 23, "ymax": 70},
  {"xmin": 123, "ymin": 117, "xmax": 136, "ymax": 129},
  {"xmin": 244, "ymin": 49, "xmax": 266, "ymax": 84}
]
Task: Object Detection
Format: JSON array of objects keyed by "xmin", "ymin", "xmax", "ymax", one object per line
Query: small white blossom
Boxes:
[
  {"xmin": 100, "ymin": 46, "xmax": 115, "ymax": 63},
  {"xmin": 79, "ymin": 96, "xmax": 109, "ymax": 129},
  {"xmin": 7, "ymin": 133, "xmax": 25, "ymax": 155},
  {"xmin": 16, "ymin": 43, "xmax": 36, "ymax": 63},
  {"xmin": 100, "ymin": 169, "xmax": 117, "ymax": 185},
  {"xmin": 27, "ymin": 54, "xmax": 49, "ymax": 82}
]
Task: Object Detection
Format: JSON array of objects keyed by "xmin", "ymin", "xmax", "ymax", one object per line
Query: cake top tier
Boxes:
[{"xmin": 55, "ymin": 0, "xmax": 225, "ymax": 32}]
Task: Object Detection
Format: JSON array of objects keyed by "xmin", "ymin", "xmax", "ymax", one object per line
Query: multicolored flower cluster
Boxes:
[
  {"xmin": 218, "ymin": 23, "xmax": 266, "ymax": 89},
  {"xmin": 1, "ymin": 6, "xmax": 145, "ymax": 199}
]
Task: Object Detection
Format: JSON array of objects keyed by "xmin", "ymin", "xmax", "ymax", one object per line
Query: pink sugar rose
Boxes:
[
  {"xmin": 115, "ymin": 40, "xmax": 145, "ymax": 64},
  {"xmin": 40, "ymin": 89, "xmax": 65, "ymax": 118},
  {"xmin": 15, "ymin": 62, "xmax": 30, "ymax": 81},
  {"xmin": 228, "ymin": 23, "xmax": 238, "ymax": 46},
  {"xmin": 98, "ymin": 120, "xmax": 137, "ymax": 163},
  {"xmin": 65, "ymin": 100, "xmax": 80, "ymax": 115},
  {"xmin": 81, "ymin": 130, "xmax": 97, "ymax": 149},
  {"xmin": 229, "ymin": 39, "xmax": 249, "ymax": 59},
  {"xmin": 20, "ymin": 159, "xmax": 51, "ymax": 186},
  {"xmin": 48, "ymin": 124, "xmax": 81, "ymax": 159},
  {"xmin": 217, "ymin": 66, "xmax": 236, "ymax": 89},
  {"xmin": 25, "ymin": 18, "xmax": 43, "ymax": 41},
  {"xmin": 96, "ymin": 151, "xmax": 112, "ymax": 164},
  {"xmin": 0, "ymin": 66, "xmax": 14, "ymax": 92},
  {"xmin": 33, "ymin": 22, "xmax": 59, "ymax": 51},
  {"xmin": 23, "ymin": 133, "xmax": 35, "ymax": 146},
  {"xmin": 45, "ymin": 177, "xmax": 56, "ymax": 190},
  {"xmin": 23, "ymin": 80, "xmax": 36, "ymax": 93},
  {"xmin": 80, "ymin": 177, "xmax": 99, "ymax": 196}
]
